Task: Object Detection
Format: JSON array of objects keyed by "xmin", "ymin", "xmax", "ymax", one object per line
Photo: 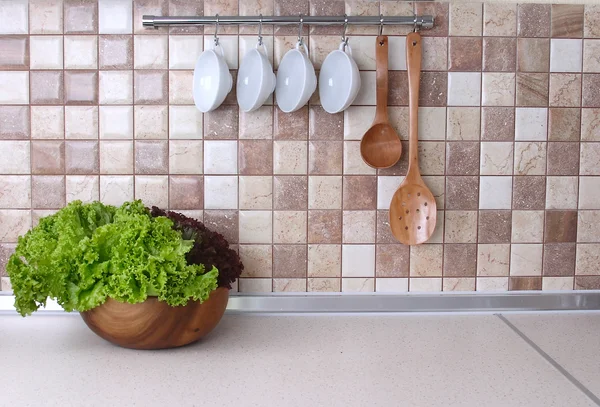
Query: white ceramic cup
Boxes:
[
  {"xmin": 319, "ymin": 41, "xmax": 361, "ymax": 114},
  {"xmin": 193, "ymin": 43, "xmax": 233, "ymax": 113},
  {"xmin": 237, "ymin": 41, "xmax": 276, "ymax": 112},
  {"xmin": 275, "ymin": 41, "xmax": 317, "ymax": 113}
]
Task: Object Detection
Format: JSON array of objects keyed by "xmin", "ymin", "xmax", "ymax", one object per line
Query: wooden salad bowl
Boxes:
[{"xmin": 80, "ymin": 287, "xmax": 229, "ymax": 350}]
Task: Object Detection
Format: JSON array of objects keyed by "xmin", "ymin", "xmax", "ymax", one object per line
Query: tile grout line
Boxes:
[{"xmin": 496, "ymin": 313, "xmax": 600, "ymax": 406}]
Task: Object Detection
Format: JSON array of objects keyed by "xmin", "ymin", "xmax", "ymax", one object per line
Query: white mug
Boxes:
[
  {"xmin": 319, "ymin": 41, "xmax": 361, "ymax": 114},
  {"xmin": 275, "ymin": 41, "xmax": 317, "ymax": 113},
  {"xmin": 193, "ymin": 43, "xmax": 233, "ymax": 113},
  {"xmin": 237, "ymin": 41, "xmax": 276, "ymax": 113}
]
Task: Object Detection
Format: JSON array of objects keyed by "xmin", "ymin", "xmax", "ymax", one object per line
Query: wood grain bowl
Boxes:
[{"xmin": 80, "ymin": 287, "xmax": 229, "ymax": 350}]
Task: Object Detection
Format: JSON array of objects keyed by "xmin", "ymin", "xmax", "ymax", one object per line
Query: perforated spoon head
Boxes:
[{"xmin": 389, "ymin": 181, "xmax": 437, "ymax": 245}]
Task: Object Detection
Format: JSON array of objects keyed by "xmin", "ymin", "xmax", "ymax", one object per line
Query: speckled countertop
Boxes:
[{"xmin": 1, "ymin": 312, "xmax": 599, "ymax": 406}]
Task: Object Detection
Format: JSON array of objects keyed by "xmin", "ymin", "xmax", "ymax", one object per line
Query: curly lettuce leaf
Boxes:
[{"xmin": 7, "ymin": 200, "xmax": 218, "ymax": 316}]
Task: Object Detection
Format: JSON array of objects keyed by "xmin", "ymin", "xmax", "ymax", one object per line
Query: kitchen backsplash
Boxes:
[{"xmin": 1, "ymin": 0, "xmax": 600, "ymax": 293}]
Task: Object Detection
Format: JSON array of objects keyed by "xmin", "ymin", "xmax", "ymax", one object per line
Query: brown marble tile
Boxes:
[
  {"xmin": 509, "ymin": 276, "xmax": 542, "ymax": 290},
  {"xmin": 585, "ymin": 5, "xmax": 600, "ymax": 38},
  {"xmin": 31, "ymin": 141, "xmax": 65, "ymax": 174},
  {"xmin": 308, "ymin": 106, "xmax": 342, "ymax": 140},
  {"xmin": 518, "ymin": 4, "xmax": 551, "ymax": 38},
  {"xmin": 308, "ymin": 210, "xmax": 341, "ymax": 244},
  {"xmin": 204, "ymin": 105, "xmax": 239, "ymax": 139},
  {"xmin": 273, "ymin": 245, "xmax": 307, "ymax": 278},
  {"xmin": 478, "ymin": 210, "xmax": 512, "ymax": 244},
  {"xmin": 342, "ymin": 176, "xmax": 377, "ymax": 210},
  {"xmin": 0, "ymin": 36, "xmax": 29, "ymax": 69},
  {"xmin": 376, "ymin": 210, "xmax": 396, "ymax": 244},
  {"xmin": 30, "ymin": 71, "xmax": 64, "ymax": 105},
  {"xmin": 517, "ymin": 38, "xmax": 550, "ymax": 72},
  {"xmin": 483, "ymin": 37, "xmax": 516, "ymax": 72},
  {"xmin": 32, "ymin": 175, "xmax": 65, "ymax": 208},
  {"xmin": 448, "ymin": 37, "xmax": 482, "ymax": 72},
  {"xmin": 446, "ymin": 142, "xmax": 480, "ymax": 176},
  {"xmin": 419, "ymin": 72, "xmax": 447, "ymax": 107},
  {"xmin": 444, "ymin": 244, "xmax": 477, "ymax": 277},
  {"xmin": 274, "ymin": 0, "xmax": 308, "ymax": 35},
  {"xmin": 135, "ymin": 141, "xmax": 168, "ymax": 174},
  {"xmin": 0, "ymin": 106, "xmax": 29, "ymax": 139},
  {"xmin": 376, "ymin": 244, "xmax": 409, "ymax": 277},
  {"xmin": 575, "ymin": 276, "xmax": 600, "ymax": 290},
  {"xmin": 275, "ymin": 106, "xmax": 308, "ymax": 140},
  {"xmin": 169, "ymin": 0, "xmax": 203, "ymax": 34},
  {"xmin": 64, "ymin": 0, "xmax": 97, "ymax": 34},
  {"xmin": 169, "ymin": 175, "xmax": 202, "ymax": 210},
  {"xmin": 516, "ymin": 73, "xmax": 549, "ymax": 107},
  {"xmin": 99, "ymin": 35, "xmax": 133, "ymax": 69},
  {"xmin": 64, "ymin": 71, "xmax": 98, "ymax": 105},
  {"xmin": 388, "ymin": 71, "xmax": 408, "ymax": 106},
  {"xmin": 203, "ymin": 210, "xmax": 238, "ymax": 244},
  {"xmin": 273, "ymin": 176, "xmax": 308, "ymax": 210},
  {"xmin": 309, "ymin": 141, "xmax": 342, "ymax": 175},
  {"xmin": 239, "ymin": 140, "xmax": 273, "ymax": 175},
  {"xmin": 551, "ymin": 4, "xmax": 584, "ymax": 38},
  {"xmin": 545, "ymin": 210, "xmax": 578, "ymax": 243},
  {"xmin": 422, "ymin": 37, "xmax": 448, "ymax": 71},
  {"xmin": 309, "ymin": 0, "xmax": 344, "ymax": 35},
  {"xmin": 134, "ymin": 70, "xmax": 168, "ymax": 104},
  {"xmin": 549, "ymin": 74, "xmax": 581, "ymax": 107},
  {"xmin": 446, "ymin": 176, "xmax": 479, "ymax": 210},
  {"xmin": 581, "ymin": 108, "xmax": 600, "ymax": 141},
  {"xmin": 482, "ymin": 107, "xmax": 515, "ymax": 141},
  {"xmin": 543, "ymin": 243, "xmax": 576, "ymax": 276},
  {"xmin": 547, "ymin": 142, "xmax": 580, "ymax": 175},
  {"xmin": 582, "ymin": 74, "xmax": 600, "ymax": 107},
  {"xmin": 513, "ymin": 176, "xmax": 546, "ymax": 209},
  {"xmin": 65, "ymin": 141, "xmax": 99, "ymax": 174},
  {"xmin": 415, "ymin": 2, "xmax": 449, "ymax": 37},
  {"xmin": 548, "ymin": 108, "xmax": 581, "ymax": 141}
]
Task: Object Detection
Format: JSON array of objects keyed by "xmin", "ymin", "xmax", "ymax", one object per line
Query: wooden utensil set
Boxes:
[{"xmin": 360, "ymin": 32, "xmax": 437, "ymax": 245}]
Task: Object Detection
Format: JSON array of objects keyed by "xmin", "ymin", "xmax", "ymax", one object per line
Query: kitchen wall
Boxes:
[{"xmin": 1, "ymin": 0, "xmax": 599, "ymax": 293}]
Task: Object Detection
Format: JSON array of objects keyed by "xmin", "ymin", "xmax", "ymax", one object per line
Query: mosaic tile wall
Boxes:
[{"xmin": 1, "ymin": 0, "xmax": 600, "ymax": 293}]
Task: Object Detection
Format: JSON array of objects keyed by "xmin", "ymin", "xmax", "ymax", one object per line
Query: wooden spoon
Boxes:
[
  {"xmin": 389, "ymin": 32, "xmax": 436, "ymax": 245},
  {"xmin": 360, "ymin": 36, "xmax": 402, "ymax": 169}
]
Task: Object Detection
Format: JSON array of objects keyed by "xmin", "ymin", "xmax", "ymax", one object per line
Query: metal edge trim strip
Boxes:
[{"xmin": 2, "ymin": 291, "xmax": 600, "ymax": 314}]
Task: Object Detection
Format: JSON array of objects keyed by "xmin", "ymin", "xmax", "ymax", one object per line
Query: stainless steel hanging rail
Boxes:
[{"xmin": 142, "ymin": 15, "xmax": 434, "ymax": 29}]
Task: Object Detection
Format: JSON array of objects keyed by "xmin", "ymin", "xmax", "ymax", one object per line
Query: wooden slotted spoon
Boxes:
[
  {"xmin": 360, "ymin": 35, "xmax": 402, "ymax": 169},
  {"xmin": 389, "ymin": 32, "xmax": 436, "ymax": 245}
]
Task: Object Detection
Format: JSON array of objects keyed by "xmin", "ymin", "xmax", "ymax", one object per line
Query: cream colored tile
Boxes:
[
  {"xmin": 307, "ymin": 277, "xmax": 340, "ymax": 292},
  {"xmin": 31, "ymin": 106, "xmax": 64, "ymax": 139},
  {"xmin": 478, "ymin": 244, "xmax": 510, "ymax": 276},
  {"xmin": 308, "ymin": 176, "xmax": 342, "ymax": 209},
  {"xmin": 443, "ymin": 278, "xmax": 476, "ymax": 292},
  {"xmin": 546, "ymin": 176, "xmax": 578, "ymax": 209},
  {"xmin": 342, "ymin": 278, "xmax": 374, "ymax": 292},
  {"xmin": 410, "ymin": 245, "xmax": 443, "ymax": 277},
  {"xmin": 578, "ymin": 210, "xmax": 600, "ymax": 242},
  {"xmin": 344, "ymin": 106, "xmax": 375, "ymax": 141},
  {"xmin": 169, "ymin": 35, "xmax": 203, "ymax": 69},
  {"xmin": 134, "ymin": 175, "xmax": 168, "ymax": 208},
  {"xmin": 308, "ymin": 244, "xmax": 341, "ymax": 278},
  {"xmin": 342, "ymin": 210, "xmax": 376, "ymax": 243},
  {"xmin": 239, "ymin": 245, "xmax": 273, "ymax": 278},
  {"xmin": 484, "ymin": 3, "xmax": 517, "ymax": 36},
  {"xmin": 0, "ymin": 210, "xmax": 30, "ymax": 242},
  {"xmin": 342, "ymin": 36, "xmax": 376, "ymax": 71},
  {"xmin": 449, "ymin": 72, "xmax": 482, "ymax": 106},
  {"xmin": 169, "ymin": 71, "xmax": 194, "ymax": 104},
  {"xmin": 576, "ymin": 244, "xmax": 600, "ymax": 275},
  {"xmin": 510, "ymin": 244, "xmax": 543, "ymax": 276},
  {"xmin": 204, "ymin": 140, "xmax": 237, "ymax": 174},
  {"xmin": 29, "ymin": 0, "xmax": 63, "ymax": 34},
  {"xmin": 239, "ymin": 176, "xmax": 272, "ymax": 210},
  {"xmin": 447, "ymin": 107, "xmax": 480, "ymax": 141},
  {"xmin": 343, "ymin": 141, "xmax": 376, "ymax": 175},
  {"xmin": 99, "ymin": 141, "xmax": 133, "ymax": 174},
  {"xmin": 480, "ymin": 142, "xmax": 513, "ymax": 175},
  {"xmin": 134, "ymin": 106, "xmax": 167, "ymax": 139},
  {"xmin": 134, "ymin": 35, "xmax": 167, "ymax": 69},
  {"xmin": 99, "ymin": 175, "xmax": 133, "ymax": 206},
  {"xmin": 479, "ymin": 176, "xmax": 512, "ymax": 209},
  {"xmin": 0, "ymin": 72, "xmax": 29, "ymax": 104},
  {"xmin": 273, "ymin": 279, "xmax": 306, "ymax": 292},
  {"xmin": 375, "ymin": 278, "xmax": 409, "ymax": 292},
  {"xmin": 273, "ymin": 141, "xmax": 308, "ymax": 175},
  {"xmin": 274, "ymin": 211, "xmax": 307, "ymax": 244},
  {"xmin": 377, "ymin": 176, "xmax": 403, "ymax": 210},
  {"xmin": 0, "ymin": 141, "xmax": 30, "ymax": 174},
  {"xmin": 515, "ymin": 108, "xmax": 548, "ymax": 141},
  {"xmin": 418, "ymin": 108, "xmax": 446, "ymax": 140},
  {"xmin": 30, "ymin": 36, "xmax": 63, "ymax": 69},
  {"xmin": 66, "ymin": 175, "xmax": 99, "ymax": 203},
  {"xmin": 542, "ymin": 277, "xmax": 574, "ymax": 291},
  {"xmin": 169, "ymin": 106, "xmax": 202, "ymax": 139},
  {"xmin": 0, "ymin": 176, "xmax": 30, "ymax": 208},
  {"xmin": 203, "ymin": 35, "xmax": 238, "ymax": 69},
  {"xmin": 512, "ymin": 211, "xmax": 544, "ymax": 243},
  {"xmin": 422, "ymin": 37, "xmax": 448, "ymax": 71},
  {"xmin": 445, "ymin": 211, "xmax": 477, "ymax": 243},
  {"xmin": 583, "ymin": 40, "xmax": 600, "ymax": 72},
  {"xmin": 341, "ymin": 244, "xmax": 375, "ymax": 277},
  {"xmin": 352, "ymin": 71, "xmax": 376, "ymax": 106},
  {"xmin": 99, "ymin": 71, "xmax": 133, "ymax": 104},
  {"xmin": 168, "ymin": 140, "xmax": 202, "ymax": 175},
  {"xmin": 410, "ymin": 278, "xmax": 442, "ymax": 292},
  {"xmin": 239, "ymin": 211, "xmax": 272, "ymax": 244},
  {"xmin": 579, "ymin": 177, "xmax": 600, "ymax": 209},
  {"xmin": 99, "ymin": 106, "xmax": 133, "ymax": 139},
  {"xmin": 476, "ymin": 277, "xmax": 508, "ymax": 291},
  {"xmin": 450, "ymin": 3, "xmax": 483, "ymax": 36},
  {"xmin": 65, "ymin": 106, "xmax": 98, "ymax": 139},
  {"xmin": 64, "ymin": 36, "xmax": 97, "ymax": 69},
  {"xmin": 239, "ymin": 107, "xmax": 273, "ymax": 139},
  {"xmin": 580, "ymin": 143, "xmax": 600, "ymax": 175},
  {"xmin": 514, "ymin": 142, "xmax": 546, "ymax": 175},
  {"xmin": 204, "ymin": 176, "xmax": 237, "ymax": 209},
  {"xmin": 238, "ymin": 278, "xmax": 272, "ymax": 293}
]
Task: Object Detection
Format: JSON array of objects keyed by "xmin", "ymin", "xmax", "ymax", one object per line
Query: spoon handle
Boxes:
[
  {"xmin": 374, "ymin": 35, "xmax": 389, "ymax": 123},
  {"xmin": 406, "ymin": 32, "xmax": 422, "ymax": 178}
]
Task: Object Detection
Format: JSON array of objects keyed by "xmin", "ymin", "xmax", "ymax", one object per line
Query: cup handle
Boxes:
[
  {"xmin": 255, "ymin": 41, "xmax": 269, "ymax": 57},
  {"xmin": 213, "ymin": 43, "xmax": 225, "ymax": 58},
  {"xmin": 339, "ymin": 41, "xmax": 353, "ymax": 57},
  {"xmin": 295, "ymin": 40, "xmax": 310, "ymax": 58}
]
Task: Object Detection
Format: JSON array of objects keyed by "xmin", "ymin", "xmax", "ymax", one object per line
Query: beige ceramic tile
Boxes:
[
  {"xmin": 99, "ymin": 141, "xmax": 133, "ymax": 174},
  {"xmin": 477, "ymin": 244, "xmax": 510, "ymax": 276},
  {"xmin": 514, "ymin": 142, "xmax": 547, "ymax": 176},
  {"xmin": 0, "ymin": 176, "xmax": 30, "ymax": 208},
  {"xmin": 135, "ymin": 106, "xmax": 168, "ymax": 139},
  {"xmin": 512, "ymin": 211, "xmax": 544, "ymax": 243},
  {"xmin": 344, "ymin": 106, "xmax": 375, "ymax": 141},
  {"xmin": 576, "ymin": 243, "xmax": 600, "ymax": 275},
  {"xmin": 583, "ymin": 40, "xmax": 600, "ymax": 72},
  {"xmin": 510, "ymin": 244, "xmax": 543, "ymax": 276},
  {"xmin": 449, "ymin": 3, "xmax": 483, "ymax": 36},
  {"xmin": 168, "ymin": 71, "xmax": 194, "ymax": 104},
  {"xmin": 546, "ymin": 176, "xmax": 578, "ymax": 209},
  {"xmin": 484, "ymin": 3, "xmax": 517, "ymax": 36},
  {"xmin": 375, "ymin": 278, "xmax": 409, "ymax": 293},
  {"xmin": 239, "ymin": 176, "xmax": 272, "ymax": 210},
  {"xmin": 578, "ymin": 211, "xmax": 600, "ymax": 242},
  {"xmin": 30, "ymin": 106, "xmax": 64, "ymax": 139},
  {"xmin": 341, "ymin": 244, "xmax": 375, "ymax": 277},
  {"xmin": 542, "ymin": 277, "xmax": 574, "ymax": 290},
  {"xmin": 479, "ymin": 176, "xmax": 513, "ymax": 210},
  {"xmin": 273, "ymin": 141, "xmax": 308, "ymax": 175},
  {"xmin": 307, "ymin": 277, "xmax": 340, "ymax": 292},
  {"xmin": 134, "ymin": 175, "xmax": 168, "ymax": 208},
  {"xmin": 99, "ymin": 175, "xmax": 134, "ymax": 206},
  {"xmin": 549, "ymin": 74, "xmax": 581, "ymax": 107},
  {"xmin": 445, "ymin": 211, "xmax": 477, "ymax": 243},
  {"xmin": 580, "ymin": 143, "xmax": 600, "ymax": 175},
  {"xmin": 65, "ymin": 106, "xmax": 98, "ymax": 139},
  {"xmin": 273, "ymin": 279, "xmax": 306, "ymax": 292},
  {"xmin": 482, "ymin": 73, "xmax": 515, "ymax": 106},
  {"xmin": 169, "ymin": 140, "xmax": 202, "ymax": 174},
  {"xmin": 274, "ymin": 211, "xmax": 307, "ymax": 244},
  {"xmin": 342, "ymin": 278, "xmax": 374, "ymax": 292},
  {"xmin": 239, "ymin": 211, "xmax": 272, "ymax": 244},
  {"xmin": 476, "ymin": 277, "xmax": 509, "ymax": 291},
  {"xmin": 308, "ymin": 176, "xmax": 342, "ymax": 210},
  {"xmin": 443, "ymin": 278, "xmax": 476, "ymax": 292},
  {"xmin": 30, "ymin": 0, "xmax": 63, "ymax": 34},
  {"xmin": 446, "ymin": 107, "xmax": 480, "ymax": 141},
  {"xmin": 480, "ymin": 142, "xmax": 514, "ymax": 176},
  {"xmin": 239, "ymin": 245, "xmax": 273, "ymax": 278},
  {"xmin": 0, "ymin": 210, "xmax": 31, "ymax": 242},
  {"xmin": 410, "ymin": 245, "xmax": 443, "ymax": 277},
  {"xmin": 238, "ymin": 278, "xmax": 272, "ymax": 293},
  {"xmin": 342, "ymin": 210, "xmax": 376, "ymax": 244},
  {"xmin": 579, "ymin": 177, "xmax": 600, "ymax": 209},
  {"xmin": 0, "ymin": 141, "xmax": 30, "ymax": 174},
  {"xmin": 66, "ymin": 175, "xmax": 99, "ymax": 203},
  {"xmin": 308, "ymin": 244, "xmax": 341, "ymax": 278},
  {"xmin": 343, "ymin": 141, "xmax": 376, "ymax": 175},
  {"xmin": 410, "ymin": 278, "xmax": 442, "ymax": 292}
]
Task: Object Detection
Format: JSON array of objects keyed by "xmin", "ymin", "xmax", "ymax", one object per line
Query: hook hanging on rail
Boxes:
[
  {"xmin": 413, "ymin": 14, "xmax": 419, "ymax": 33},
  {"xmin": 341, "ymin": 14, "xmax": 349, "ymax": 49},
  {"xmin": 257, "ymin": 14, "xmax": 263, "ymax": 45},
  {"xmin": 378, "ymin": 14, "xmax": 384, "ymax": 36},
  {"xmin": 298, "ymin": 14, "xmax": 304, "ymax": 46},
  {"xmin": 214, "ymin": 14, "xmax": 220, "ymax": 46}
]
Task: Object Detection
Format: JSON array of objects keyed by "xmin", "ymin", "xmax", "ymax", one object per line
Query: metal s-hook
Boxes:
[
  {"xmin": 214, "ymin": 13, "xmax": 220, "ymax": 46},
  {"xmin": 413, "ymin": 14, "xmax": 419, "ymax": 32},
  {"xmin": 258, "ymin": 14, "xmax": 263, "ymax": 45},
  {"xmin": 341, "ymin": 14, "xmax": 349, "ymax": 49},
  {"xmin": 378, "ymin": 14, "xmax": 384, "ymax": 36},
  {"xmin": 298, "ymin": 14, "xmax": 304, "ymax": 46}
]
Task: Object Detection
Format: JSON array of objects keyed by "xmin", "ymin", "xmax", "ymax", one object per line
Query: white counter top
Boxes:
[{"xmin": 1, "ymin": 312, "xmax": 599, "ymax": 406}]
